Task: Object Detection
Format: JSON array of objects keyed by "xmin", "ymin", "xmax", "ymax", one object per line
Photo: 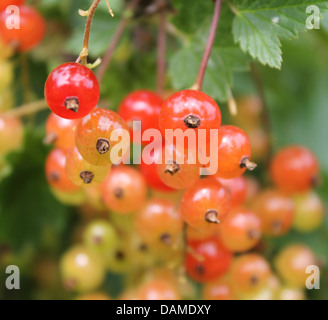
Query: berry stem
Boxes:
[
  {"xmin": 76, "ymin": 0, "xmax": 110, "ymax": 65},
  {"xmin": 156, "ymin": 10, "xmax": 166, "ymax": 96},
  {"xmin": 96, "ymin": 0, "xmax": 140, "ymax": 83},
  {"xmin": 3, "ymin": 100, "xmax": 48, "ymax": 118},
  {"xmin": 192, "ymin": 0, "xmax": 222, "ymax": 91}
]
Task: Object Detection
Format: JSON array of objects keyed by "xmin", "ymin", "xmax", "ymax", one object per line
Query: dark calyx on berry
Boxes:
[
  {"xmin": 250, "ymin": 275, "xmax": 259, "ymax": 286},
  {"xmin": 205, "ymin": 209, "xmax": 220, "ymax": 224},
  {"xmin": 240, "ymin": 156, "xmax": 257, "ymax": 171},
  {"xmin": 116, "ymin": 250, "xmax": 125, "ymax": 260},
  {"xmin": 64, "ymin": 278, "xmax": 77, "ymax": 291},
  {"xmin": 93, "ymin": 235, "xmax": 103, "ymax": 245},
  {"xmin": 272, "ymin": 220, "xmax": 282, "ymax": 233},
  {"xmin": 160, "ymin": 233, "xmax": 172, "ymax": 245},
  {"xmin": 49, "ymin": 171, "xmax": 60, "ymax": 182},
  {"xmin": 165, "ymin": 161, "xmax": 180, "ymax": 176},
  {"xmin": 311, "ymin": 175, "xmax": 320, "ymax": 188},
  {"xmin": 80, "ymin": 171, "xmax": 94, "ymax": 184},
  {"xmin": 195, "ymin": 264, "xmax": 205, "ymax": 275},
  {"xmin": 184, "ymin": 114, "xmax": 201, "ymax": 128},
  {"xmin": 96, "ymin": 138, "xmax": 110, "ymax": 154},
  {"xmin": 65, "ymin": 97, "xmax": 79, "ymax": 113},
  {"xmin": 248, "ymin": 229, "xmax": 260, "ymax": 240},
  {"xmin": 114, "ymin": 187, "xmax": 124, "ymax": 199}
]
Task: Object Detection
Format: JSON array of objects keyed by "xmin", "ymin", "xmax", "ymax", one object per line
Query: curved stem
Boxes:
[
  {"xmin": 3, "ymin": 100, "xmax": 48, "ymax": 118},
  {"xmin": 192, "ymin": 0, "xmax": 222, "ymax": 91},
  {"xmin": 156, "ymin": 10, "xmax": 166, "ymax": 96},
  {"xmin": 76, "ymin": 0, "xmax": 102, "ymax": 65},
  {"xmin": 96, "ymin": 0, "xmax": 140, "ymax": 83}
]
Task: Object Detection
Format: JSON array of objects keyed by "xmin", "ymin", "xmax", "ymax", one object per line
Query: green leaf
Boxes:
[
  {"xmin": 0, "ymin": 129, "xmax": 69, "ymax": 251},
  {"xmin": 232, "ymin": 0, "xmax": 328, "ymax": 68}
]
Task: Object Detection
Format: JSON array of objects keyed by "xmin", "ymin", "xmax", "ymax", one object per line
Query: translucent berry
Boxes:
[
  {"xmin": 45, "ymin": 63, "xmax": 100, "ymax": 119},
  {"xmin": 220, "ymin": 208, "xmax": 262, "ymax": 253},
  {"xmin": 60, "ymin": 245, "xmax": 105, "ymax": 292},
  {"xmin": 270, "ymin": 146, "xmax": 319, "ymax": 193},
  {"xmin": 45, "ymin": 148, "xmax": 80, "ymax": 193},
  {"xmin": 275, "ymin": 244, "xmax": 317, "ymax": 288},
  {"xmin": 101, "ymin": 165, "xmax": 147, "ymax": 214},
  {"xmin": 159, "ymin": 90, "xmax": 221, "ymax": 147},
  {"xmin": 230, "ymin": 254, "xmax": 271, "ymax": 294},
  {"xmin": 203, "ymin": 278, "xmax": 235, "ymax": 300},
  {"xmin": 0, "ymin": 5, "xmax": 45, "ymax": 52},
  {"xmin": 215, "ymin": 125, "xmax": 256, "ymax": 179},
  {"xmin": 45, "ymin": 113, "xmax": 79, "ymax": 149},
  {"xmin": 65, "ymin": 147, "xmax": 110, "ymax": 187},
  {"xmin": 180, "ymin": 177, "xmax": 231, "ymax": 229},
  {"xmin": 75, "ymin": 108, "xmax": 130, "ymax": 166},
  {"xmin": 138, "ymin": 279, "xmax": 180, "ymax": 300},
  {"xmin": 135, "ymin": 198, "xmax": 183, "ymax": 247},
  {"xmin": 252, "ymin": 190, "xmax": 294, "ymax": 237},
  {"xmin": 185, "ymin": 237, "xmax": 232, "ymax": 283},
  {"xmin": 292, "ymin": 192, "xmax": 324, "ymax": 233},
  {"xmin": 118, "ymin": 90, "xmax": 163, "ymax": 144}
]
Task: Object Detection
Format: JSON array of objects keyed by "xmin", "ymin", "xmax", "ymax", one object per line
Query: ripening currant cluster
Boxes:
[{"xmin": 41, "ymin": 48, "xmax": 324, "ymax": 300}]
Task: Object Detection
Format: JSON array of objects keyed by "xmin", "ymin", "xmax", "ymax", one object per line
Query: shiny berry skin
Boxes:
[
  {"xmin": 45, "ymin": 113, "xmax": 79, "ymax": 149},
  {"xmin": 139, "ymin": 142, "xmax": 175, "ymax": 192},
  {"xmin": 0, "ymin": 5, "xmax": 45, "ymax": 52},
  {"xmin": 185, "ymin": 237, "xmax": 232, "ymax": 283},
  {"xmin": 216, "ymin": 176, "xmax": 247, "ymax": 208},
  {"xmin": 203, "ymin": 278, "xmax": 235, "ymax": 300},
  {"xmin": 253, "ymin": 190, "xmax": 294, "ymax": 237},
  {"xmin": 101, "ymin": 165, "xmax": 147, "ymax": 214},
  {"xmin": 215, "ymin": 125, "xmax": 255, "ymax": 179},
  {"xmin": 60, "ymin": 245, "xmax": 105, "ymax": 292},
  {"xmin": 0, "ymin": 0, "xmax": 25, "ymax": 12},
  {"xmin": 45, "ymin": 148, "xmax": 80, "ymax": 193},
  {"xmin": 220, "ymin": 208, "xmax": 262, "ymax": 253},
  {"xmin": 138, "ymin": 279, "xmax": 180, "ymax": 300},
  {"xmin": 292, "ymin": 192, "xmax": 324, "ymax": 233},
  {"xmin": 159, "ymin": 90, "xmax": 221, "ymax": 147},
  {"xmin": 118, "ymin": 90, "xmax": 163, "ymax": 144},
  {"xmin": 230, "ymin": 254, "xmax": 271, "ymax": 294},
  {"xmin": 186, "ymin": 225, "xmax": 218, "ymax": 241},
  {"xmin": 180, "ymin": 177, "xmax": 231, "ymax": 230},
  {"xmin": 135, "ymin": 198, "xmax": 183, "ymax": 247},
  {"xmin": 270, "ymin": 146, "xmax": 319, "ymax": 193},
  {"xmin": 156, "ymin": 143, "xmax": 200, "ymax": 190},
  {"xmin": 65, "ymin": 147, "xmax": 110, "ymax": 187},
  {"xmin": 275, "ymin": 244, "xmax": 317, "ymax": 288},
  {"xmin": 45, "ymin": 63, "xmax": 100, "ymax": 120},
  {"xmin": 75, "ymin": 108, "xmax": 130, "ymax": 166},
  {"xmin": 0, "ymin": 115, "xmax": 23, "ymax": 157}
]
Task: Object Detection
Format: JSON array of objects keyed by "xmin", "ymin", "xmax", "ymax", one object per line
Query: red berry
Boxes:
[
  {"xmin": 75, "ymin": 108, "xmax": 130, "ymax": 166},
  {"xmin": 101, "ymin": 165, "xmax": 147, "ymax": 214},
  {"xmin": 252, "ymin": 190, "xmax": 295, "ymax": 237},
  {"xmin": 215, "ymin": 125, "xmax": 255, "ymax": 179},
  {"xmin": 220, "ymin": 208, "xmax": 262, "ymax": 253},
  {"xmin": 216, "ymin": 176, "xmax": 247, "ymax": 208},
  {"xmin": 156, "ymin": 142, "xmax": 200, "ymax": 190},
  {"xmin": 45, "ymin": 63, "xmax": 99, "ymax": 119},
  {"xmin": 270, "ymin": 146, "xmax": 319, "ymax": 193},
  {"xmin": 45, "ymin": 148, "xmax": 80, "ymax": 193},
  {"xmin": 185, "ymin": 237, "xmax": 232, "ymax": 283},
  {"xmin": 180, "ymin": 177, "xmax": 231, "ymax": 230},
  {"xmin": 45, "ymin": 113, "xmax": 79, "ymax": 149},
  {"xmin": 134, "ymin": 198, "xmax": 183, "ymax": 247},
  {"xmin": 0, "ymin": 5, "xmax": 45, "ymax": 52},
  {"xmin": 159, "ymin": 90, "xmax": 221, "ymax": 147},
  {"xmin": 0, "ymin": 0, "xmax": 25, "ymax": 12},
  {"xmin": 118, "ymin": 90, "xmax": 163, "ymax": 144}
]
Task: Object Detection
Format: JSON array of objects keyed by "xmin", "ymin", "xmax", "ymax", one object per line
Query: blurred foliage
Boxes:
[{"xmin": 0, "ymin": 0, "xmax": 328, "ymax": 299}]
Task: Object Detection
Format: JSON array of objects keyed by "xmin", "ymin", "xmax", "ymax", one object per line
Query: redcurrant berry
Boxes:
[
  {"xmin": 0, "ymin": 5, "xmax": 45, "ymax": 52},
  {"xmin": 185, "ymin": 237, "xmax": 232, "ymax": 283},
  {"xmin": 180, "ymin": 177, "xmax": 231, "ymax": 230},
  {"xmin": 75, "ymin": 108, "xmax": 130, "ymax": 166},
  {"xmin": 45, "ymin": 113, "xmax": 79, "ymax": 149},
  {"xmin": 118, "ymin": 90, "xmax": 163, "ymax": 144},
  {"xmin": 203, "ymin": 278, "xmax": 235, "ymax": 300},
  {"xmin": 220, "ymin": 208, "xmax": 262, "ymax": 253},
  {"xmin": 45, "ymin": 63, "xmax": 99, "ymax": 119},
  {"xmin": 215, "ymin": 125, "xmax": 256, "ymax": 179},
  {"xmin": 159, "ymin": 90, "xmax": 221, "ymax": 147},
  {"xmin": 101, "ymin": 165, "xmax": 147, "ymax": 214},
  {"xmin": 0, "ymin": 0, "xmax": 25, "ymax": 12},
  {"xmin": 138, "ymin": 279, "xmax": 180, "ymax": 300},
  {"xmin": 65, "ymin": 147, "xmax": 110, "ymax": 187},
  {"xmin": 270, "ymin": 145, "xmax": 319, "ymax": 193}
]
